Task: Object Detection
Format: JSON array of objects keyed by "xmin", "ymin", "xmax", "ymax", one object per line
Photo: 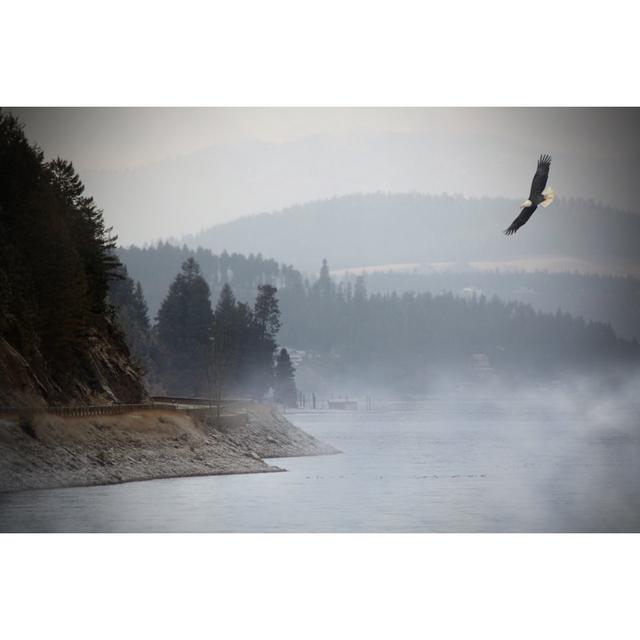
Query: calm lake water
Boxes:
[{"xmin": 2, "ymin": 397, "xmax": 640, "ymax": 532}]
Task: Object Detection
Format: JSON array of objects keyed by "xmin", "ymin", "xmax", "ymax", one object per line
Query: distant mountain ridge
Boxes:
[
  {"xmin": 81, "ymin": 127, "xmax": 640, "ymax": 245},
  {"xmin": 184, "ymin": 192, "xmax": 640, "ymax": 275}
]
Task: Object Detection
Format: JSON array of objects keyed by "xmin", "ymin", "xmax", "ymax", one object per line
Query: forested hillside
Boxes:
[
  {"xmin": 276, "ymin": 261, "xmax": 639, "ymax": 391},
  {"xmin": 114, "ymin": 249, "xmax": 640, "ymax": 397},
  {"xmin": 0, "ymin": 112, "xmax": 146, "ymax": 406},
  {"xmin": 343, "ymin": 269, "xmax": 640, "ymax": 341},
  {"xmin": 117, "ymin": 244, "xmax": 291, "ymax": 317},
  {"xmin": 184, "ymin": 193, "xmax": 640, "ymax": 273},
  {"xmin": 119, "ymin": 243, "xmax": 640, "ymax": 342}
]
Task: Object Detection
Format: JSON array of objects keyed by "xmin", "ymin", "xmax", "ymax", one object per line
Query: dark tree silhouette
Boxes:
[
  {"xmin": 107, "ymin": 264, "xmax": 154, "ymax": 380},
  {"xmin": 274, "ymin": 348, "xmax": 297, "ymax": 407},
  {"xmin": 249, "ymin": 284, "xmax": 281, "ymax": 399},
  {"xmin": 47, "ymin": 158, "xmax": 120, "ymax": 314},
  {"xmin": 0, "ymin": 110, "xmax": 145, "ymax": 405},
  {"xmin": 211, "ymin": 283, "xmax": 242, "ymax": 403},
  {"xmin": 155, "ymin": 258, "xmax": 214, "ymax": 395}
]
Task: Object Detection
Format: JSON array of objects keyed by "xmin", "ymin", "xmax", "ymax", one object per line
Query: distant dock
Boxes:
[{"xmin": 327, "ymin": 399, "xmax": 358, "ymax": 410}]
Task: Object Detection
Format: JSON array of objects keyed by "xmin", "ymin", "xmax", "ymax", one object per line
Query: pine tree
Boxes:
[
  {"xmin": 254, "ymin": 284, "xmax": 281, "ymax": 340},
  {"xmin": 274, "ymin": 348, "xmax": 297, "ymax": 407},
  {"xmin": 211, "ymin": 283, "xmax": 241, "ymax": 401},
  {"xmin": 309, "ymin": 259, "xmax": 337, "ymax": 353},
  {"xmin": 249, "ymin": 284, "xmax": 281, "ymax": 399},
  {"xmin": 0, "ymin": 120, "xmax": 91, "ymax": 368},
  {"xmin": 133, "ymin": 281, "xmax": 150, "ymax": 330},
  {"xmin": 156, "ymin": 258, "xmax": 214, "ymax": 395},
  {"xmin": 313, "ymin": 258, "xmax": 335, "ymax": 300},
  {"xmin": 46, "ymin": 157, "xmax": 120, "ymax": 314},
  {"xmin": 108, "ymin": 265, "xmax": 153, "ymax": 377},
  {"xmin": 0, "ymin": 110, "xmax": 147, "ymax": 404}
]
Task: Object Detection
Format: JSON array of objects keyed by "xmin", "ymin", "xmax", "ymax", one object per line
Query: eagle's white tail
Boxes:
[{"xmin": 541, "ymin": 187, "xmax": 555, "ymax": 208}]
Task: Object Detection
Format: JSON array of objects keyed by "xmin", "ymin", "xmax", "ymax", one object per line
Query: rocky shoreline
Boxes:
[{"xmin": 0, "ymin": 404, "xmax": 339, "ymax": 493}]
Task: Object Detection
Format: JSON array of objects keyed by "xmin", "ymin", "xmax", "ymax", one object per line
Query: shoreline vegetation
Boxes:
[{"xmin": 0, "ymin": 403, "xmax": 339, "ymax": 493}]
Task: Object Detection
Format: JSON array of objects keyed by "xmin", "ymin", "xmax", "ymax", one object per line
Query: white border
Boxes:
[
  {"xmin": 2, "ymin": 1, "xmax": 639, "ymax": 638},
  {"xmin": 2, "ymin": 534, "xmax": 639, "ymax": 639},
  {"xmin": 2, "ymin": 1, "xmax": 640, "ymax": 106}
]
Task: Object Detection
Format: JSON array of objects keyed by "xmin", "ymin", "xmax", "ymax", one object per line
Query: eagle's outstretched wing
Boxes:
[
  {"xmin": 504, "ymin": 205, "xmax": 537, "ymax": 235},
  {"xmin": 529, "ymin": 154, "xmax": 551, "ymax": 200}
]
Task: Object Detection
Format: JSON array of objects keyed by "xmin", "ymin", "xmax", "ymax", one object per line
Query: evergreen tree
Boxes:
[
  {"xmin": 313, "ymin": 258, "xmax": 335, "ymax": 300},
  {"xmin": 107, "ymin": 264, "xmax": 153, "ymax": 378},
  {"xmin": 133, "ymin": 281, "xmax": 150, "ymax": 330},
  {"xmin": 254, "ymin": 284, "xmax": 281, "ymax": 339},
  {"xmin": 308, "ymin": 259, "xmax": 337, "ymax": 353},
  {"xmin": 0, "ymin": 113, "xmax": 92, "ymax": 369},
  {"xmin": 46, "ymin": 157, "xmax": 120, "ymax": 314},
  {"xmin": 156, "ymin": 258, "xmax": 214, "ymax": 395},
  {"xmin": 210, "ymin": 283, "xmax": 288, "ymax": 401},
  {"xmin": 249, "ymin": 284, "xmax": 281, "ymax": 399},
  {"xmin": 211, "ymin": 283, "xmax": 242, "ymax": 401},
  {"xmin": 274, "ymin": 348, "xmax": 297, "ymax": 407},
  {"xmin": 232, "ymin": 301, "xmax": 259, "ymax": 395},
  {"xmin": 0, "ymin": 110, "xmax": 145, "ymax": 404}
]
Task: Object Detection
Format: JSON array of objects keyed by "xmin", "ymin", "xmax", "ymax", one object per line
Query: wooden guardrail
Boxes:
[
  {"xmin": 151, "ymin": 396, "xmax": 248, "ymax": 406},
  {"xmin": 151, "ymin": 395, "xmax": 211, "ymax": 406},
  {"xmin": 0, "ymin": 402, "xmax": 249, "ymax": 426}
]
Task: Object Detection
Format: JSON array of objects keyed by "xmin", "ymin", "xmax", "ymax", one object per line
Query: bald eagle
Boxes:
[{"xmin": 504, "ymin": 154, "xmax": 555, "ymax": 235}]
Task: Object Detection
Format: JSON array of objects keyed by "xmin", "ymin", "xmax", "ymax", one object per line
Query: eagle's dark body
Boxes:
[{"xmin": 504, "ymin": 154, "xmax": 552, "ymax": 235}]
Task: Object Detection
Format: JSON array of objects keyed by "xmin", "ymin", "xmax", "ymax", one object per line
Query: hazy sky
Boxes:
[
  {"xmin": 14, "ymin": 107, "xmax": 640, "ymax": 170},
  {"xmin": 9, "ymin": 108, "xmax": 640, "ymax": 244}
]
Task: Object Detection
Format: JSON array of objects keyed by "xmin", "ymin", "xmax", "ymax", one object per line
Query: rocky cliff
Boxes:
[{"xmin": 0, "ymin": 320, "xmax": 147, "ymax": 408}]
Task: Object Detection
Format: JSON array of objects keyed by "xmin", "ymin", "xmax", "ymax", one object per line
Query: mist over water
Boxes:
[{"xmin": 2, "ymin": 376, "xmax": 639, "ymax": 532}]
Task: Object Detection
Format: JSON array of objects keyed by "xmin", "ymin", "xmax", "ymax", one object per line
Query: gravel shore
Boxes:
[{"xmin": 0, "ymin": 404, "xmax": 339, "ymax": 492}]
